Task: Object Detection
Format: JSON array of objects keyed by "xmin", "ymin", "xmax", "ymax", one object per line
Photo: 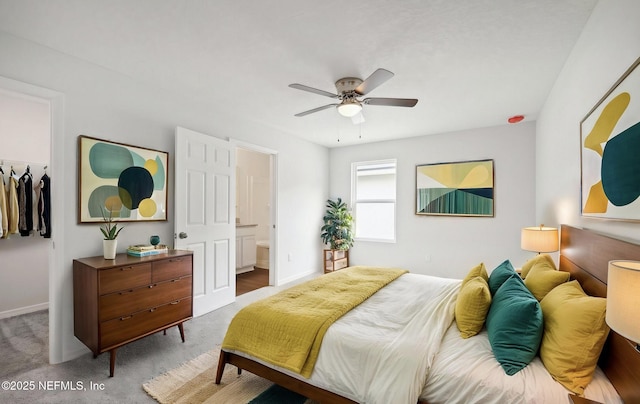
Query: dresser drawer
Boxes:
[
  {"xmin": 100, "ymin": 297, "xmax": 192, "ymax": 349},
  {"xmin": 99, "ymin": 276, "xmax": 192, "ymax": 322},
  {"xmin": 99, "ymin": 263, "xmax": 152, "ymax": 295},
  {"xmin": 153, "ymin": 256, "xmax": 192, "ymax": 283}
]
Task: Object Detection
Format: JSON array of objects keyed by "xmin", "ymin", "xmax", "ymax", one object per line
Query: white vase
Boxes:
[{"xmin": 103, "ymin": 239, "xmax": 118, "ymax": 259}]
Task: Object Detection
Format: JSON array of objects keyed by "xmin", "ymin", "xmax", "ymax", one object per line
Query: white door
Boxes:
[{"xmin": 175, "ymin": 126, "xmax": 235, "ymax": 316}]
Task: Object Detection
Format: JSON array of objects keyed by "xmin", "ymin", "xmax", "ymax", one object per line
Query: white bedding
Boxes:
[
  {"xmin": 229, "ymin": 272, "xmax": 622, "ymax": 404},
  {"xmin": 311, "ymin": 273, "xmax": 459, "ymax": 404},
  {"xmin": 422, "ymin": 322, "xmax": 622, "ymax": 404},
  {"xmin": 231, "ymin": 273, "xmax": 460, "ymax": 404}
]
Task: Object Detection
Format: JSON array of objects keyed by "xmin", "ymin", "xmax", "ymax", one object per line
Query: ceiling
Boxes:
[{"xmin": 0, "ymin": 0, "xmax": 598, "ymax": 147}]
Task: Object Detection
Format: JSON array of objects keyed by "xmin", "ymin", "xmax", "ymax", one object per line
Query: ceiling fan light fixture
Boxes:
[{"xmin": 337, "ymin": 100, "xmax": 362, "ymax": 117}]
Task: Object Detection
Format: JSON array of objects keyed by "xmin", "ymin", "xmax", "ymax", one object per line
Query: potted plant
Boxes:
[
  {"xmin": 101, "ymin": 208, "xmax": 124, "ymax": 259},
  {"xmin": 321, "ymin": 198, "xmax": 354, "ymax": 272}
]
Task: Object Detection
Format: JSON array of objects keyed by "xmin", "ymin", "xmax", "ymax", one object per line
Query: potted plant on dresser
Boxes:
[
  {"xmin": 100, "ymin": 209, "xmax": 123, "ymax": 259},
  {"xmin": 321, "ymin": 198, "xmax": 354, "ymax": 273}
]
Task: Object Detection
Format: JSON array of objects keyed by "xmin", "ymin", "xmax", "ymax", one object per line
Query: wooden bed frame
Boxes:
[
  {"xmin": 216, "ymin": 225, "xmax": 640, "ymax": 403},
  {"xmin": 559, "ymin": 225, "xmax": 640, "ymax": 403}
]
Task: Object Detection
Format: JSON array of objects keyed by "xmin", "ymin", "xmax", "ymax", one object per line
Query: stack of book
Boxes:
[{"xmin": 127, "ymin": 244, "xmax": 169, "ymax": 257}]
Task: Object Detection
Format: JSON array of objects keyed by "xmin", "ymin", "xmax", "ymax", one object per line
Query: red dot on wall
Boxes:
[{"xmin": 508, "ymin": 115, "xmax": 525, "ymax": 124}]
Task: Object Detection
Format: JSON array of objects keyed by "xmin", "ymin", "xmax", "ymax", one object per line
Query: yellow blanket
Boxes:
[{"xmin": 221, "ymin": 266, "xmax": 408, "ymax": 377}]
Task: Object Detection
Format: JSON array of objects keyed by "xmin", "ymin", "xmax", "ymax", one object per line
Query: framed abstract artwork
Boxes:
[
  {"xmin": 78, "ymin": 135, "xmax": 169, "ymax": 223},
  {"xmin": 581, "ymin": 57, "xmax": 640, "ymax": 220},
  {"xmin": 416, "ymin": 159, "xmax": 494, "ymax": 217}
]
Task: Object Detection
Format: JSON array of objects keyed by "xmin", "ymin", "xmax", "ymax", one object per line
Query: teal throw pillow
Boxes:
[
  {"xmin": 488, "ymin": 259, "xmax": 520, "ymax": 295},
  {"xmin": 486, "ymin": 275, "xmax": 543, "ymax": 375}
]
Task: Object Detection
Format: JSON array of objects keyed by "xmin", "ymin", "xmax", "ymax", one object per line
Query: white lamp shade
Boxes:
[
  {"xmin": 521, "ymin": 226, "xmax": 559, "ymax": 253},
  {"xmin": 606, "ymin": 260, "xmax": 640, "ymax": 343},
  {"xmin": 337, "ymin": 101, "xmax": 362, "ymax": 117}
]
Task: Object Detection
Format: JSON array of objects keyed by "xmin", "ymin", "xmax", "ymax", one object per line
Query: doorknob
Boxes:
[{"xmin": 179, "ymin": 232, "xmax": 188, "ymax": 239}]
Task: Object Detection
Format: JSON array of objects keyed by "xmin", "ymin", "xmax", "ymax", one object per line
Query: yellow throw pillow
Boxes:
[
  {"xmin": 461, "ymin": 262, "xmax": 488, "ymax": 288},
  {"xmin": 539, "ymin": 281, "xmax": 609, "ymax": 395},
  {"xmin": 455, "ymin": 276, "xmax": 492, "ymax": 338},
  {"xmin": 524, "ymin": 260, "xmax": 569, "ymax": 301},
  {"xmin": 520, "ymin": 253, "xmax": 556, "ymax": 279}
]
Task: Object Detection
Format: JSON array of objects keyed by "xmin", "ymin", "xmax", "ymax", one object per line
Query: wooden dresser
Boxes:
[{"xmin": 73, "ymin": 250, "xmax": 193, "ymax": 376}]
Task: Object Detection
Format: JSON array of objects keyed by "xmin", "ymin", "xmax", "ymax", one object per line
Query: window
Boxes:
[{"xmin": 351, "ymin": 159, "xmax": 396, "ymax": 242}]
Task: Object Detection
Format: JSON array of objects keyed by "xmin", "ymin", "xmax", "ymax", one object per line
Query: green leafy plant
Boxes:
[
  {"xmin": 321, "ymin": 198, "xmax": 354, "ymax": 250},
  {"xmin": 100, "ymin": 208, "xmax": 124, "ymax": 240}
]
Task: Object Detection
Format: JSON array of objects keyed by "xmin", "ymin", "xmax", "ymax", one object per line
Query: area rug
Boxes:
[{"xmin": 143, "ymin": 349, "xmax": 317, "ymax": 404}]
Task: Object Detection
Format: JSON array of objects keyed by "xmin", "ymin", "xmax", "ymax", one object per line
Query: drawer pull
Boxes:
[
  {"xmin": 170, "ymin": 258, "xmax": 182, "ymax": 263},
  {"xmin": 120, "ymin": 315, "xmax": 132, "ymax": 321},
  {"xmin": 149, "ymin": 284, "xmax": 154, "ymax": 289},
  {"xmin": 170, "ymin": 300, "xmax": 180, "ymax": 305},
  {"xmin": 119, "ymin": 290, "xmax": 133, "ymax": 295},
  {"xmin": 149, "ymin": 308, "xmax": 156, "ymax": 313},
  {"xmin": 121, "ymin": 266, "xmax": 134, "ymax": 271}
]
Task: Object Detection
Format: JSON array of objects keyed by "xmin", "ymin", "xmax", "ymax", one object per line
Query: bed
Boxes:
[{"xmin": 215, "ymin": 225, "xmax": 640, "ymax": 403}]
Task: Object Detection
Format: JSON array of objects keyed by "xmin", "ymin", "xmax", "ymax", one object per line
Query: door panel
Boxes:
[
  {"xmin": 214, "ymin": 174, "xmax": 230, "ymax": 223},
  {"xmin": 175, "ymin": 127, "xmax": 235, "ymax": 316}
]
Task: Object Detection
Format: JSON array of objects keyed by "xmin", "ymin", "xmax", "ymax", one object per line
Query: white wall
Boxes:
[
  {"xmin": 0, "ymin": 90, "xmax": 50, "ymax": 317},
  {"xmin": 236, "ymin": 148, "xmax": 271, "ymax": 241},
  {"xmin": 0, "ymin": 32, "xmax": 329, "ymax": 363},
  {"xmin": 330, "ymin": 122, "xmax": 537, "ymax": 279},
  {"xmin": 537, "ymin": 0, "xmax": 640, "ymax": 241}
]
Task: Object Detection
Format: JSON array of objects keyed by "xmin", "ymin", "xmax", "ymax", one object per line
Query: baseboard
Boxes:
[
  {"xmin": 236, "ymin": 266, "xmax": 255, "ymax": 274},
  {"xmin": 0, "ymin": 302, "xmax": 49, "ymax": 319},
  {"xmin": 277, "ymin": 269, "xmax": 321, "ymax": 286}
]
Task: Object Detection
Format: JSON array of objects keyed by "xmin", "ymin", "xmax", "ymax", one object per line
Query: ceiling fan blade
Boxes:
[
  {"xmin": 354, "ymin": 68, "xmax": 394, "ymax": 95},
  {"xmin": 364, "ymin": 97, "xmax": 418, "ymax": 107},
  {"xmin": 289, "ymin": 83, "xmax": 339, "ymax": 99},
  {"xmin": 294, "ymin": 104, "xmax": 339, "ymax": 117}
]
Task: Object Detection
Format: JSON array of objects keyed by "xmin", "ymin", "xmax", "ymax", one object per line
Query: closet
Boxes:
[
  {"xmin": 0, "ymin": 89, "xmax": 51, "ymax": 319},
  {"xmin": 0, "ymin": 162, "xmax": 51, "ymax": 240}
]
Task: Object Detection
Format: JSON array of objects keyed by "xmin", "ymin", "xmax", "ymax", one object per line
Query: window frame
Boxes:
[{"xmin": 350, "ymin": 159, "xmax": 397, "ymax": 243}]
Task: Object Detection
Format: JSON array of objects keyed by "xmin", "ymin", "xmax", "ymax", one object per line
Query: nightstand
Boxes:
[{"xmin": 568, "ymin": 394, "xmax": 602, "ymax": 404}]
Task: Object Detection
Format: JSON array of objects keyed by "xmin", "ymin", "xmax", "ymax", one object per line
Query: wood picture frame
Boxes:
[
  {"xmin": 77, "ymin": 135, "xmax": 168, "ymax": 223},
  {"xmin": 580, "ymin": 57, "xmax": 640, "ymax": 220},
  {"xmin": 415, "ymin": 159, "xmax": 494, "ymax": 217}
]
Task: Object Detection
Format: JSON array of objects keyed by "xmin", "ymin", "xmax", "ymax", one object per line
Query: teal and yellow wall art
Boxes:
[
  {"xmin": 581, "ymin": 57, "xmax": 640, "ymax": 220},
  {"xmin": 416, "ymin": 159, "xmax": 494, "ymax": 217},
  {"xmin": 78, "ymin": 135, "xmax": 168, "ymax": 223}
]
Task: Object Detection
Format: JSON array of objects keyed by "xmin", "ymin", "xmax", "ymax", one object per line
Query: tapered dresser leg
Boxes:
[{"xmin": 109, "ymin": 349, "xmax": 116, "ymax": 377}]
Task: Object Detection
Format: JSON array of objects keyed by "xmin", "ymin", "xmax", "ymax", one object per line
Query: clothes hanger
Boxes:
[{"xmin": 20, "ymin": 165, "xmax": 33, "ymax": 180}]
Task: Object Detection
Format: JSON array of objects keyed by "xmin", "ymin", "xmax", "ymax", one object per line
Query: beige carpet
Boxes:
[{"xmin": 143, "ymin": 348, "xmax": 316, "ymax": 404}]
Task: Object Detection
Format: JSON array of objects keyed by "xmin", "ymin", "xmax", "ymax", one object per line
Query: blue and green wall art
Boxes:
[
  {"xmin": 78, "ymin": 136, "xmax": 168, "ymax": 222},
  {"xmin": 581, "ymin": 57, "xmax": 640, "ymax": 221}
]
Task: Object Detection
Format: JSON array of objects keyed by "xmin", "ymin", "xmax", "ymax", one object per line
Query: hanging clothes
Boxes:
[
  {"xmin": 35, "ymin": 173, "xmax": 51, "ymax": 238},
  {"xmin": 18, "ymin": 169, "xmax": 33, "ymax": 237},
  {"xmin": 0, "ymin": 172, "xmax": 7, "ymax": 238},
  {"xmin": 7, "ymin": 173, "xmax": 19, "ymax": 236},
  {"xmin": 34, "ymin": 177, "xmax": 44, "ymax": 235}
]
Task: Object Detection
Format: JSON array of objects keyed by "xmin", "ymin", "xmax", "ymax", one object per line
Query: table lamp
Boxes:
[
  {"xmin": 606, "ymin": 260, "xmax": 640, "ymax": 352},
  {"xmin": 521, "ymin": 225, "xmax": 559, "ymax": 254}
]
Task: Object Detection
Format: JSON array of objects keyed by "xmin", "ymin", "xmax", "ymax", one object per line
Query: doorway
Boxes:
[
  {"xmin": 235, "ymin": 145, "xmax": 276, "ymax": 295},
  {"xmin": 0, "ymin": 77, "xmax": 62, "ymax": 368}
]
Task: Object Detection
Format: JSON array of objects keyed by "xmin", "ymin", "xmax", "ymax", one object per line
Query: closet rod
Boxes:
[{"xmin": 0, "ymin": 159, "xmax": 49, "ymax": 168}]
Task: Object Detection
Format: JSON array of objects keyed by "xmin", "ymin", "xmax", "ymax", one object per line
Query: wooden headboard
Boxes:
[{"xmin": 560, "ymin": 225, "xmax": 640, "ymax": 403}]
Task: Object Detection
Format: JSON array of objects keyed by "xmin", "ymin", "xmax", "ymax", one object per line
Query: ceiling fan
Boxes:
[{"xmin": 289, "ymin": 68, "xmax": 418, "ymax": 121}]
